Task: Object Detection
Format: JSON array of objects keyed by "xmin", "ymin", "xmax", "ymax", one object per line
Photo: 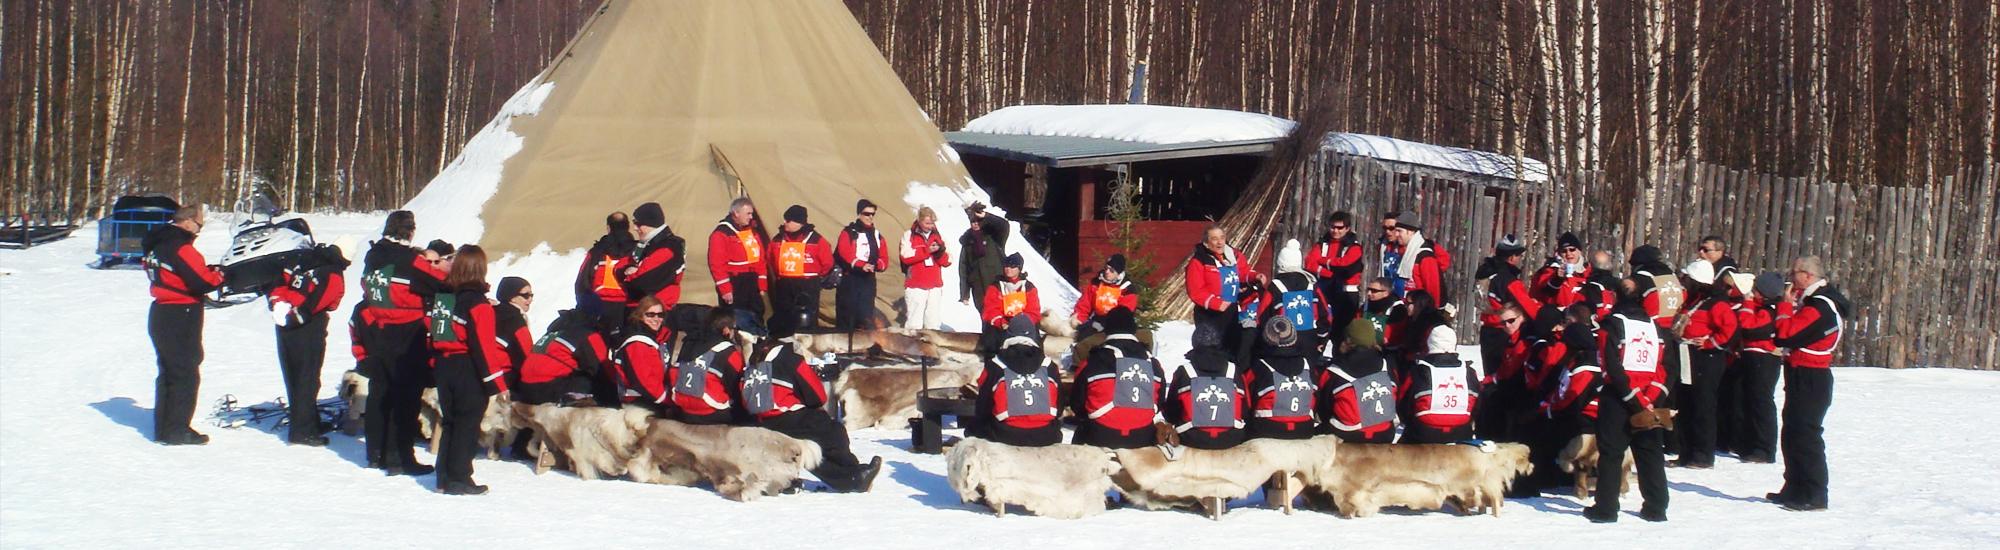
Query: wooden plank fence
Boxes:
[{"xmin": 1278, "ymin": 154, "xmax": 2000, "ymax": 370}]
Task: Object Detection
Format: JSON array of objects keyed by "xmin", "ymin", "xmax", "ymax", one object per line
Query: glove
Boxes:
[
  {"xmin": 269, "ymin": 302, "xmax": 296, "ymax": 327},
  {"xmin": 1153, "ymin": 421, "xmax": 1181, "ymax": 448}
]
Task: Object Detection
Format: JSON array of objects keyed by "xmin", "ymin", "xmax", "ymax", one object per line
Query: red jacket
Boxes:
[
  {"xmin": 579, "ymin": 249, "xmax": 632, "ymax": 305},
  {"xmin": 1479, "ymin": 267, "xmax": 1541, "ymax": 329},
  {"xmin": 983, "ymin": 277, "xmax": 1042, "ymax": 329},
  {"xmin": 1245, "ymin": 357, "xmax": 1319, "ymax": 435},
  {"xmin": 1776, "ymin": 281, "xmax": 1848, "ymax": 368},
  {"xmin": 1682, "ymin": 297, "xmax": 1740, "ymax": 352},
  {"xmin": 1304, "ymin": 234, "xmax": 1365, "ymax": 289},
  {"xmin": 1399, "ymin": 239, "xmax": 1448, "ymax": 303},
  {"xmin": 1069, "ymin": 336, "xmax": 1164, "ymax": 439},
  {"xmin": 707, "ymin": 220, "xmax": 769, "ymax": 296},
  {"xmin": 1185, "ymin": 244, "xmax": 1257, "ymax": 312},
  {"xmin": 1543, "ymin": 342, "xmax": 1602, "ymax": 420},
  {"xmin": 900, "ymin": 227, "xmax": 951, "ymax": 289},
  {"xmin": 768, "ymin": 228, "xmax": 834, "ymax": 279},
  {"xmin": 741, "ymin": 345, "xmax": 829, "ymax": 421},
  {"xmin": 268, "ymin": 266, "xmax": 345, "ymax": 322},
  {"xmin": 520, "ymin": 330, "xmax": 609, "ymax": 385},
  {"xmin": 348, "ymin": 309, "xmax": 368, "ymax": 361},
  {"xmin": 141, "ymin": 225, "xmax": 223, "ymax": 305},
  {"xmin": 669, "ymin": 339, "xmax": 744, "ymax": 423},
  {"xmin": 613, "ymin": 326, "xmax": 673, "ymax": 405},
  {"xmin": 835, "ymin": 222, "xmax": 890, "ymax": 273},
  {"xmin": 427, "ymin": 287, "xmax": 511, "ymax": 393},
  {"xmin": 359, "ymin": 239, "xmax": 447, "ymax": 326},
  {"xmin": 627, "ymin": 230, "xmax": 686, "ymax": 307},
  {"xmin": 1074, "ymin": 275, "xmax": 1140, "ymax": 324},
  {"xmin": 1735, "ymin": 298, "xmax": 1778, "ymax": 355}
]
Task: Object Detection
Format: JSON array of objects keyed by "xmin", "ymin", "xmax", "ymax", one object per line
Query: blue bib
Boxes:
[
  {"xmin": 1217, "ymin": 265, "xmax": 1239, "ymax": 303},
  {"xmin": 1281, "ymin": 289, "xmax": 1317, "ymax": 331}
]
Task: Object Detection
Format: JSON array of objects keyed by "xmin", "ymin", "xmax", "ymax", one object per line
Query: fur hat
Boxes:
[
  {"xmin": 783, "ymin": 205, "xmax": 808, "ymax": 224},
  {"xmin": 1495, "ymin": 234, "xmax": 1526, "ymax": 256},
  {"xmin": 1427, "ymin": 325, "xmax": 1458, "ymax": 354},
  {"xmin": 1262, "ymin": 314, "xmax": 1299, "ymax": 348},
  {"xmin": 1682, "ymin": 259, "xmax": 1717, "ymax": 285},
  {"xmin": 633, "ymin": 202, "xmax": 665, "ymax": 228},
  {"xmin": 1276, "ymin": 239, "xmax": 1304, "ymax": 274},
  {"xmin": 1003, "ymin": 253, "xmax": 1024, "ymax": 269}
]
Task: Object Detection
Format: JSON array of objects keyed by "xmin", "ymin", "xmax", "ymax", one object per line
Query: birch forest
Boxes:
[{"xmin": 4, "ymin": 0, "xmax": 1996, "ymax": 220}]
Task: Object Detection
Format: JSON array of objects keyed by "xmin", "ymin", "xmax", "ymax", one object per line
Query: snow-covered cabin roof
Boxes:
[
  {"xmin": 1321, "ymin": 132, "xmax": 1550, "ymax": 183},
  {"xmin": 961, "ymin": 104, "xmax": 1296, "ymax": 144}
]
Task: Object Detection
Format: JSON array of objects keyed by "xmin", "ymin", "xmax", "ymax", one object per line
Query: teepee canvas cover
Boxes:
[{"xmin": 417, "ymin": 0, "xmax": 972, "ymax": 314}]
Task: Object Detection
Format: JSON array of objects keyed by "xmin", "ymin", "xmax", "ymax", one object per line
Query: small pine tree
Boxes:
[{"xmin": 1106, "ymin": 176, "xmax": 1168, "ymax": 330}]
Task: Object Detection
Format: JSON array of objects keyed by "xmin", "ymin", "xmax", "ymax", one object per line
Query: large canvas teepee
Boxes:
[{"xmin": 406, "ymin": 0, "xmax": 983, "ymax": 315}]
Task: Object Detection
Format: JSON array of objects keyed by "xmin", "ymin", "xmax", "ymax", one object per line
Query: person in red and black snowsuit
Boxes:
[
  {"xmin": 1261, "ymin": 239, "xmax": 1329, "ymax": 351},
  {"xmin": 1769, "ymin": 256, "xmax": 1849, "ymax": 512},
  {"xmin": 492, "ymin": 278, "xmax": 535, "ymax": 382},
  {"xmin": 1317, "ymin": 319, "xmax": 1398, "ymax": 443},
  {"xmin": 1306, "ymin": 211, "xmax": 1366, "ymax": 336},
  {"xmin": 1514, "ymin": 304, "xmax": 1600, "ymax": 495},
  {"xmin": 1531, "ymin": 232, "xmax": 1593, "ymax": 312},
  {"xmin": 1729, "ymin": 274, "xmax": 1784, "ymax": 464},
  {"xmin": 767, "ymin": 205, "xmax": 833, "ymax": 339},
  {"xmin": 742, "ymin": 339, "xmax": 884, "ymax": 491},
  {"xmin": 1585, "ymin": 287, "xmax": 1672, "ymax": 523},
  {"xmin": 1164, "ymin": 346, "xmax": 1249, "ymax": 450},
  {"xmin": 575, "ymin": 212, "xmax": 636, "ymax": 334},
  {"xmin": 968, "ymin": 337, "xmax": 1064, "ymax": 447},
  {"xmin": 981, "ymin": 254, "xmax": 1042, "ymax": 355},
  {"xmin": 834, "ymin": 199, "xmax": 889, "ymax": 331},
  {"xmin": 1073, "ymin": 254, "xmax": 1141, "ymax": 339},
  {"xmin": 143, "ymin": 205, "xmax": 223, "ymax": 446},
  {"xmin": 1675, "ymin": 260, "xmax": 1737, "ymax": 468},
  {"xmin": 1388, "ymin": 218, "xmax": 1450, "ymax": 304},
  {"xmin": 1385, "ymin": 290, "xmax": 1448, "ymax": 364},
  {"xmin": 1068, "ymin": 308, "xmax": 1166, "ymax": 449},
  {"xmin": 612, "ymin": 297, "xmax": 673, "ymax": 412},
  {"xmin": 357, "ymin": 211, "xmax": 448, "ymax": 474},
  {"xmin": 709, "ymin": 198, "xmax": 770, "ymax": 320},
  {"xmin": 1625, "ymin": 245, "xmax": 1684, "ymax": 453},
  {"xmin": 625, "ymin": 203, "xmax": 687, "ymax": 315},
  {"xmin": 265, "ymin": 243, "xmax": 349, "ymax": 446},
  {"xmin": 1696, "ymin": 236, "xmax": 1739, "ymax": 284},
  {"xmin": 426, "ymin": 245, "xmax": 512, "ymax": 495},
  {"xmin": 1245, "ymin": 315, "xmax": 1321, "ymax": 440},
  {"xmin": 515, "ymin": 309, "xmax": 614, "ymax": 406},
  {"xmin": 668, "ymin": 309, "xmax": 747, "ymax": 425},
  {"xmin": 1399, "ymin": 325, "xmax": 1480, "ymax": 444},
  {"xmin": 1475, "ymin": 235, "xmax": 1539, "ymax": 441},
  {"xmin": 1186, "ymin": 226, "xmax": 1263, "ymax": 354}
]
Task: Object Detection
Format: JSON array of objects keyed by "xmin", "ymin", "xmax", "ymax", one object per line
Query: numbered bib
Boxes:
[
  {"xmin": 1281, "ymin": 289, "xmax": 1318, "ymax": 331},
  {"xmin": 1619, "ymin": 317, "xmax": 1662, "ymax": 374},
  {"xmin": 363, "ymin": 265, "xmax": 396, "ymax": 307},
  {"xmin": 674, "ymin": 351, "xmax": 716, "ymax": 399},
  {"xmin": 1217, "ymin": 265, "xmax": 1240, "ymax": 303},
  {"xmin": 1093, "ymin": 284, "xmax": 1123, "ymax": 315},
  {"xmin": 1354, "ymin": 371, "xmax": 1397, "ymax": 427},
  {"xmin": 777, "ymin": 241, "xmax": 808, "ymax": 278},
  {"xmin": 593, "ymin": 257, "xmax": 625, "ymax": 292},
  {"xmin": 1269, "ymin": 369, "xmax": 1315, "ymax": 418},
  {"xmin": 737, "ymin": 229, "xmax": 762, "ymax": 263},
  {"xmin": 1649, "ymin": 274, "xmax": 1685, "ymax": 318},
  {"xmin": 741, "ymin": 361, "xmax": 776, "ymax": 415},
  {"xmin": 1190, "ymin": 375, "xmax": 1239, "ymax": 429},
  {"xmin": 1111, "ymin": 357, "xmax": 1157, "ymax": 409},
  {"xmin": 1002, "ymin": 290, "xmax": 1027, "ymax": 317},
  {"xmin": 1001, "ymin": 364, "xmax": 1055, "ymax": 418},
  {"xmin": 428, "ymin": 294, "xmax": 458, "ymax": 343},
  {"xmin": 1427, "ymin": 362, "xmax": 1470, "ymax": 415}
]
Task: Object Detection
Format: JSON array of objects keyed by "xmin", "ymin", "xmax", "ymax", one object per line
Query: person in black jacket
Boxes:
[
  {"xmin": 967, "ymin": 337, "xmax": 1064, "ymax": 447},
  {"xmin": 834, "ymin": 199, "xmax": 889, "ymax": 331},
  {"xmin": 575, "ymin": 212, "xmax": 637, "ymax": 335},
  {"xmin": 358, "ymin": 212, "xmax": 449, "ymax": 475},
  {"xmin": 1067, "ymin": 308, "xmax": 1166, "ymax": 449},
  {"xmin": 1163, "ymin": 346, "xmax": 1249, "ymax": 450},
  {"xmin": 426, "ymin": 245, "xmax": 513, "ymax": 495},
  {"xmin": 266, "ymin": 243, "xmax": 350, "ymax": 446},
  {"xmin": 143, "ymin": 204, "xmax": 224, "ymax": 446},
  {"xmin": 742, "ymin": 339, "xmax": 883, "ymax": 492}
]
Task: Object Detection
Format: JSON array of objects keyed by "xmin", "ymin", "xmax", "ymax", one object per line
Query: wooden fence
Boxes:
[{"xmin": 1278, "ymin": 154, "xmax": 2000, "ymax": 370}]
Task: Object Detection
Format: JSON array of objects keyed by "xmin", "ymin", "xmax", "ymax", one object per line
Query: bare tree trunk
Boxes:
[{"xmin": 237, "ymin": 0, "xmax": 258, "ymax": 205}]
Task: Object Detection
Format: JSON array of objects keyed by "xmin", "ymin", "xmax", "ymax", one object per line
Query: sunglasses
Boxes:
[
  {"xmin": 861, "ymin": 210, "xmax": 877, "ymax": 217},
  {"xmin": 1502, "ymin": 317, "xmax": 1522, "ymax": 325},
  {"xmin": 1561, "ymin": 246, "xmax": 1580, "ymax": 253},
  {"xmin": 1331, "ymin": 225, "xmax": 1348, "ymax": 230},
  {"xmin": 1366, "ymin": 288, "xmax": 1389, "ymax": 295},
  {"xmin": 1698, "ymin": 247, "xmax": 1715, "ymax": 253},
  {"xmin": 517, "ymin": 293, "xmax": 534, "ymax": 299},
  {"xmin": 643, "ymin": 311, "xmax": 665, "ymax": 318}
]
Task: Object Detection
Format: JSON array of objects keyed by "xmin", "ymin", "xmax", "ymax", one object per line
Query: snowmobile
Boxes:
[{"xmin": 207, "ymin": 196, "xmax": 318, "ymax": 308}]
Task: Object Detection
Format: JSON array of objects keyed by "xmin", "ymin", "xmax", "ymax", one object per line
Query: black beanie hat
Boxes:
[
  {"xmin": 1558, "ymin": 231, "xmax": 1582, "ymax": 250},
  {"xmin": 783, "ymin": 205, "xmax": 808, "ymax": 224},
  {"xmin": 496, "ymin": 276, "xmax": 530, "ymax": 303},
  {"xmin": 1004, "ymin": 253, "xmax": 1024, "ymax": 269},
  {"xmin": 425, "ymin": 239, "xmax": 455, "ymax": 257},
  {"xmin": 633, "ymin": 202, "xmax": 665, "ymax": 228},
  {"xmin": 1106, "ymin": 254, "xmax": 1128, "ymax": 273},
  {"xmin": 1629, "ymin": 245, "xmax": 1664, "ymax": 267},
  {"xmin": 1095, "ymin": 306, "xmax": 1138, "ymax": 335},
  {"xmin": 1495, "ymin": 233, "xmax": 1526, "ymax": 255}
]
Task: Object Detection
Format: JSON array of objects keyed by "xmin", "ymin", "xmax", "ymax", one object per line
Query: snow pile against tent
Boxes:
[
  {"xmin": 403, "ymin": 81, "xmax": 556, "ymax": 247},
  {"xmin": 962, "ymin": 105, "xmax": 1297, "ymax": 144},
  {"xmin": 1322, "ymin": 132, "xmax": 1550, "ymax": 183}
]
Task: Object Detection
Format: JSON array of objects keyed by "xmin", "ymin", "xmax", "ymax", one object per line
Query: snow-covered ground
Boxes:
[{"xmin": 4, "ymin": 215, "xmax": 1999, "ymax": 548}]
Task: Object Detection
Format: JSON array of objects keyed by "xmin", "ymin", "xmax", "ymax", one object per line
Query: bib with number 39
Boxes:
[{"xmin": 1619, "ymin": 317, "xmax": 1663, "ymax": 374}]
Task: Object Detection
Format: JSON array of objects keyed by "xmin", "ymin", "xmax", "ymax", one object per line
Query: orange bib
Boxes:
[
  {"xmin": 593, "ymin": 258, "xmax": 624, "ymax": 292},
  {"xmin": 1093, "ymin": 284, "xmax": 1123, "ymax": 315},
  {"xmin": 1003, "ymin": 291, "xmax": 1028, "ymax": 317},
  {"xmin": 777, "ymin": 241, "xmax": 808, "ymax": 278},
  {"xmin": 737, "ymin": 229, "xmax": 762, "ymax": 263}
]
